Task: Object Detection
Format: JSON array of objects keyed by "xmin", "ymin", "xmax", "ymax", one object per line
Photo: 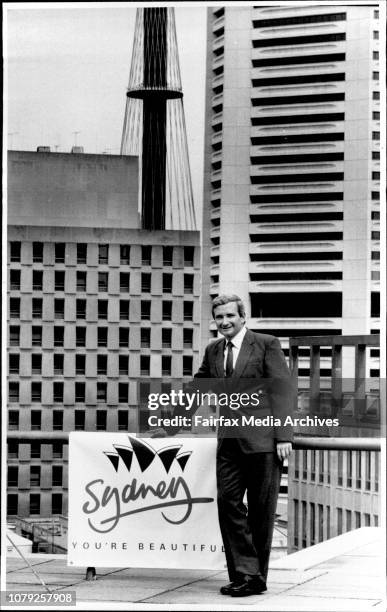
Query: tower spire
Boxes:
[{"xmin": 121, "ymin": 7, "xmax": 196, "ymax": 231}]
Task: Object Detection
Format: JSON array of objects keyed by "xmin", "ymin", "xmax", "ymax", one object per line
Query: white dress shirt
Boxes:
[{"xmin": 223, "ymin": 325, "xmax": 247, "ymax": 372}]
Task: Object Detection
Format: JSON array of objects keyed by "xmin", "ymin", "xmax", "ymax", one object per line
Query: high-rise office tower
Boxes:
[{"xmin": 201, "ymin": 5, "xmax": 380, "ymax": 376}]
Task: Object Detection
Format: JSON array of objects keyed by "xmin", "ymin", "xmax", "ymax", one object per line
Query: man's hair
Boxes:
[{"xmin": 211, "ymin": 294, "xmax": 246, "ymax": 318}]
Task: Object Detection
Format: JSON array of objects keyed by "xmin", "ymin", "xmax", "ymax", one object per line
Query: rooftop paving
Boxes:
[{"xmin": 4, "ymin": 527, "xmax": 385, "ymax": 611}]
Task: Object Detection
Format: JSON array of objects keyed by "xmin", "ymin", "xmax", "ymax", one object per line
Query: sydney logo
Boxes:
[{"xmin": 82, "ymin": 436, "xmax": 214, "ymax": 533}]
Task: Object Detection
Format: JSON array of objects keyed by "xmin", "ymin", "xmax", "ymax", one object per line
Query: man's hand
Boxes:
[
  {"xmin": 149, "ymin": 427, "xmax": 168, "ymax": 438},
  {"xmin": 276, "ymin": 442, "xmax": 292, "ymax": 461}
]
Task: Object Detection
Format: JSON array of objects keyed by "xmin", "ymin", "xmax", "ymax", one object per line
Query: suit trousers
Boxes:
[{"xmin": 216, "ymin": 438, "xmax": 283, "ymax": 582}]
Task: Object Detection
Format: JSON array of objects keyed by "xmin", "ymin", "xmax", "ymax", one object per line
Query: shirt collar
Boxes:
[{"xmin": 225, "ymin": 325, "xmax": 247, "ymax": 350}]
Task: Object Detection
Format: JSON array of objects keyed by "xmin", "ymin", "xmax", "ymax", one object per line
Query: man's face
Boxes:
[{"xmin": 213, "ymin": 301, "xmax": 245, "ymax": 339}]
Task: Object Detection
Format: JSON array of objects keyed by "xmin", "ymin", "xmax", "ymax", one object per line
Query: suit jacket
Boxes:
[{"xmin": 193, "ymin": 329, "xmax": 294, "ymax": 453}]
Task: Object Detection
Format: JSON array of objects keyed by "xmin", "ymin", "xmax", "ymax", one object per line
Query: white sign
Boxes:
[{"xmin": 68, "ymin": 433, "xmax": 225, "ymax": 569}]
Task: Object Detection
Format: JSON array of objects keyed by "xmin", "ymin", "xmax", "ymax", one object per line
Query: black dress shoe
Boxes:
[
  {"xmin": 228, "ymin": 575, "xmax": 267, "ymax": 597},
  {"xmin": 220, "ymin": 580, "xmax": 242, "ymax": 595}
]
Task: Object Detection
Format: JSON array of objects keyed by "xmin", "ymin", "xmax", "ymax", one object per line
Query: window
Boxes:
[
  {"xmin": 372, "ymin": 132, "xmax": 380, "ymax": 140},
  {"xmin": 10, "ymin": 242, "xmax": 21, "ymax": 263},
  {"xmin": 98, "ymin": 300, "xmax": 108, "ymax": 320},
  {"xmin": 55, "ymin": 243, "xmax": 66, "ymax": 263},
  {"xmin": 373, "ymin": 51, "xmax": 379, "ymax": 60},
  {"xmin": 99, "ymin": 272, "xmax": 109, "ymax": 292},
  {"xmin": 32, "ymin": 298, "xmax": 43, "ymax": 318},
  {"xmin": 52, "ymin": 493, "xmax": 63, "ymax": 514},
  {"xmin": 141, "ymin": 328, "xmax": 151, "ymax": 348},
  {"xmin": 98, "ymin": 244, "xmax": 109, "ymax": 264},
  {"xmin": 30, "ymin": 466, "xmax": 41, "ymax": 487},
  {"xmin": 30, "ymin": 494, "xmax": 40, "ymax": 515},
  {"xmin": 118, "ymin": 410, "xmax": 129, "ymax": 430},
  {"xmin": 162, "ymin": 356, "xmax": 172, "ymax": 376},
  {"xmin": 183, "ymin": 356, "xmax": 193, "ymax": 376},
  {"xmin": 119, "ymin": 355, "xmax": 129, "ymax": 375},
  {"xmin": 54, "ymin": 271, "xmax": 65, "ymax": 292},
  {"xmin": 76, "ymin": 271, "xmax": 87, "ymax": 292},
  {"xmin": 76, "ymin": 327, "xmax": 86, "ymax": 347},
  {"xmin": 119, "ymin": 383, "xmax": 129, "ymax": 403},
  {"xmin": 54, "ymin": 298, "xmax": 65, "ymax": 319},
  {"xmin": 98, "ymin": 327, "xmax": 108, "ymax": 347},
  {"xmin": 97, "ymin": 383, "xmax": 107, "ymax": 402},
  {"xmin": 183, "ymin": 328, "xmax": 193, "ymax": 349},
  {"xmin": 142, "ymin": 273, "xmax": 152, "ymax": 293},
  {"xmin": 53, "ymin": 382, "xmax": 63, "ymax": 402},
  {"xmin": 184, "ymin": 246, "xmax": 195, "ymax": 266},
  {"xmin": 371, "ymin": 292, "xmax": 380, "ymax": 317},
  {"xmin": 140, "ymin": 355, "xmax": 150, "ymax": 376},
  {"xmin": 96, "ymin": 410, "xmax": 107, "ymax": 430},
  {"xmin": 31, "ymin": 442, "xmax": 40, "ymax": 458},
  {"xmin": 119, "ymin": 328, "xmax": 129, "ymax": 348},
  {"xmin": 346, "ymin": 452, "xmax": 352, "ymax": 487},
  {"xmin": 120, "ymin": 245, "xmax": 130, "ymax": 265},
  {"xmin": 120, "ymin": 300, "xmax": 129, "ymax": 320},
  {"xmin": 33, "ymin": 242, "xmax": 43, "ymax": 263},
  {"xmin": 52, "ymin": 466, "xmax": 63, "ymax": 487},
  {"xmin": 31, "ymin": 382, "xmax": 41, "ymax": 402},
  {"xmin": 372, "ymin": 231, "xmax": 380, "ymax": 240},
  {"xmin": 372, "ymin": 172, "xmax": 380, "ymax": 180},
  {"xmin": 163, "ymin": 273, "xmax": 173, "ymax": 294},
  {"xmin": 371, "ymin": 271, "xmax": 380, "ymax": 280},
  {"xmin": 74, "ymin": 410, "xmax": 85, "ymax": 430},
  {"xmin": 373, "ymin": 111, "xmax": 380, "ymax": 120},
  {"xmin": 75, "ymin": 382, "xmax": 85, "ymax": 402},
  {"xmin": 8, "ymin": 441, "xmax": 18, "ymax": 459},
  {"xmin": 33, "ymin": 270, "xmax": 43, "ymax": 291},
  {"xmin": 162, "ymin": 301, "xmax": 172, "ymax": 321},
  {"xmin": 9, "ymin": 411, "xmax": 19, "ymax": 430},
  {"xmin": 31, "ymin": 410, "xmax": 41, "ymax": 430},
  {"xmin": 10, "ymin": 269, "xmax": 20, "ymax": 290},
  {"xmin": 371, "ymin": 251, "xmax": 380, "ymax": 260},
  {"xmin": 141, "ymin": 301, "xmax": 151, "ymax": 320},
  {"xmin": 120, "ymin": 273, "xmax": 129, "ymax": 293},
  {"xmin": 142, "ymin": 245, "xmax": 152, "ymax": 266},
  {"xmin": 32, "ymin": 326, "xmax": 42, "ymax": 346},
  {"xmin": 9, "ymin": 382, "xmax": 19, "ymax": 402},
  {"xmin": 8, "ymin": 494, "xmax": 19, "ymax": 515},
  {"xmin": 373, "ymin": 31, "xmax": 379, "ymax": 40},
  {"xmin": 54, "ymin": 326, "xmax": 64, "ymax": 347},
  {"xmin": 77, "ymin": 243, "xmax": 87, "ymax": 264},
  {"xmin": 52, "ymin": 442, "xmax": 63, "ymax": 459},
  {"xmin": 75, "ymin": 299, "xmax": 86, "ymax": 319},
  {"xmin": 10, "ymin": 298, "xmax": 20, "ymax": 318},
  {"xmin": 76, "ymin": 354, "xmax": 86, "ymax": 375},
  {"xmin": 184, "ymin": 274, "xmax": 194, "ymax": 294},
  {"xmin": 53, "ymin": 354, "xmax": 63, "ymax": 375},
  {"xmin": 163, "ymin": 246, "xmax": 173, "ymax": 266},
  {"xmin": 9, "ymin": 325, "xmax": 20, "ymax": 346},
  {"xmin": 162, "ymin": 328, "xmax": 172, "ymax": 348},
  {"xmin": 9, "ymin": 354, "xmax": 20, "ymax": 374},
  {"xmin": 53, "ymin": 410, "xmax": 63, "ymax": 430},
  {"xmin": 373, "ymin": 91, "xmax": 380, "ymax": 100},
  {"xmin": 97, "ymin": 355, "xmax": 107, "ymax": 375}
]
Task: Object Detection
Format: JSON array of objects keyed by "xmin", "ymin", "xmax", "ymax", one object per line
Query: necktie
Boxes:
[{"xmin": 225, "ymin": 341, "xmax": 234, "ymax": 377}]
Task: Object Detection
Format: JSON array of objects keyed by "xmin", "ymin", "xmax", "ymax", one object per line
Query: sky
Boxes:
[{"xmin": 5, "ymin": 3, "xmax": 207, "ymax": 214}]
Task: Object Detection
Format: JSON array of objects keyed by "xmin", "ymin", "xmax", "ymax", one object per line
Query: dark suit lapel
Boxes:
[
  {"xmin": 215, "ymin": 339, "xmax": 226, "ymax": 377},
  {"xmin": 232, "ymin": 330, "xmax": 254, "ymax": 378}
]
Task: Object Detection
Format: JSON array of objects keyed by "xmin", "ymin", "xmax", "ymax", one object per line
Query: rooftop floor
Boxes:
[{"xmin": 4, "ymin": 527, "xmax": 385, "ymax": 611}]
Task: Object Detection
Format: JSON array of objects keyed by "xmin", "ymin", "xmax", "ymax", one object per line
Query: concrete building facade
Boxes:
[
  {"xmin": 7, "ymin": 150, "xmax": 200, "ymax": 518},
  {"xmin": 201, "ymin": 5, "xmax": 380, "ymax": 376}
]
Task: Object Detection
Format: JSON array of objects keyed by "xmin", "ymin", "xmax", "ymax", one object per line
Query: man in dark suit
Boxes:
[
  {"xmin": 154, "ymin": 293, "xmax": 294, "ymax": 597},
  {"xmin": 193, "ymin": 294, "xmax": 294, "ymax": 597}
]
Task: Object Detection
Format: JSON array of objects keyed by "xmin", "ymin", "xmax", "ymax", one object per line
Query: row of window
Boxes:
[
  {"xmin": 294, "ymin": 449, "xmax": 379, "ymax": 491},
  {"xmin": 8, "ymin": 408, "xmax": 145, "ymax": 431},
  {"xmin": 9, "ymin": 344, "xmax": 194, "ymax": 377},
  {"xmin": 8, "ymin": 465, "xmax": 63, "ymax": 487},
  {"xmin": 293, "ymin": 500, "xmax": 378, "ymax": 549},
  {"xmin": 7, "ymin": 493, "xmax": 63, "ymax": 516},
  {"xmin": 8, "ymin": 297, "xmax": 194, "ymax": 320},
  {"xmin": 8, "ymin": 270, "xmax": 195, "ymax": 294},
  {"xmin": 9, "ymin": 243, "xmax": 195, "ymax": 267},
  {"xmin": 8, "ymin": 441, "xmax": 64, "ymax": 459}
]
